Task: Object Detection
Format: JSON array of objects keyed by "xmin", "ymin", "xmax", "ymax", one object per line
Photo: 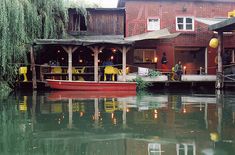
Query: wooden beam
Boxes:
[
  {"xmin": 63, "ymin": 46, "xmax": 78, "ymax": 81},
  {"xmin": 88, "ymin": 46, "xmax": 104, "ymax": 82},
  {"xmin": 205, "ymin": 48, "xmax": 208, "ymax": 74},
  {"xmin": 30, "ymin": 46, "xmax": 37, "ymax": 89},
  {"xmin": 68, "ymin": 98, "xmax": 73, "ymax": 129},
  {"xmin": 216, "ymin": 31, "xmax": 224, "ymax": 89},
  {"xmin": 118, "ymin": 46, "xmax": 131, "ymax": 82}
]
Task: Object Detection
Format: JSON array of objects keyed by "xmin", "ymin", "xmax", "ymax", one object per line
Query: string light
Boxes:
[{"xmin": 154, "ymin": 57, "xmax": 158, "ymax": 63}]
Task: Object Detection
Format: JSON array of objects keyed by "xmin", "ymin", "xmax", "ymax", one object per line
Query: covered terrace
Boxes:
[{"xmin": 29, "ymin": 29, "xmax": 180, "ymax": 89}]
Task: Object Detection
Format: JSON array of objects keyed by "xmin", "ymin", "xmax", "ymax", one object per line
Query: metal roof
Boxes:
[
  {"xmin": 125, "ymin": 28, "xmax": 180, "ymax": 41},
  {"xmin": 208, "ymin": 17, "xmax": 235, "ymax": 32}
]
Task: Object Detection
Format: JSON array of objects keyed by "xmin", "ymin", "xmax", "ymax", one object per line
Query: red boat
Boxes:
[{"xmin": 46, "ymin": 79, "xmax": 137, "ymax": 91}]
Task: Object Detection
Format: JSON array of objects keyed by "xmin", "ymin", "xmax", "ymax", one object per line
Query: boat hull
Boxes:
[{"xmin": 46, "ymin": 79, "xmax": 137, "ymax": 91}]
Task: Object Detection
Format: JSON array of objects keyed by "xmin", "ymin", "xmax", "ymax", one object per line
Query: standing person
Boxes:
[
  {"xmin": 161, "ymin": 52, "xmax": 168, "ymax": 73},
  {"xmin": 174, "ymin": 61, "xmax": 183, "ymax": 81}
]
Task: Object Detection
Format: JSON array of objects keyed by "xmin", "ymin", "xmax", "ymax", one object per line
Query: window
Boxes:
[
  {"xmin": 134, "ymin": 49, "xmax": 157, "ymax": 63},
  {"xmin": 147, "ymin": 18, "xmax": 160, "ymax": 31},
  {"xmin": 148, "ymin": 143, "xmax": 161, "ymax": 155},
  {"xmin": 176, "ymin": 17, "xmax": 194, "ymax": 31},
  {"xmin": 176, "ymin": 143, "xmax": 196, "ymax": 155}
]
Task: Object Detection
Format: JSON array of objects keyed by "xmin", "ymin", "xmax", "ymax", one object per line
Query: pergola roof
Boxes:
[
  {"xmin": 34, "ymin": 35, "xmax": 134, "ymax": 46},
  {"xmin": 208, "ymin": 17, "xmax": 235, "ymax": 32},
  {"xmin": 34, "ymin": 29, "xmax": 180, "ymax": 46}
]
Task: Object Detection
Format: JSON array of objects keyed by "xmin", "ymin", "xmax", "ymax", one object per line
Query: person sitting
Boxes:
[
  {"xmin": 102, "ymin": 57, "xmax": 113, "ymax": 67},
  {"xmin": 102, "ymin": 57, "xmax": 114, "ymax": 81},
  {"xmin": 174, "ymin": 61, "xmax": 183, "ymax": 81}
]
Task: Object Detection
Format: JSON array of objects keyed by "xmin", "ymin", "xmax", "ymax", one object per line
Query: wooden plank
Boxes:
[{"xmin": 30, "ymin": 46, "xmax": 37, "ymax": 89}]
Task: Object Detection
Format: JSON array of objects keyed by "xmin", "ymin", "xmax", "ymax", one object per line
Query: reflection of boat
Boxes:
[
  {"xmin": 46, "ymin": 79, "xmax": 136, "ymax": 91},
  {"xmin": 47, "ymin": 90, "xmax": 136, "ymax": 100}
]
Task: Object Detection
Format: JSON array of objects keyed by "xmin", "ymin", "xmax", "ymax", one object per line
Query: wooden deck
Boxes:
[
  {"xmin": 17, "ymin": 74, "xmax": 235, "ymax": 90},
  {"xmin": 118, "ymin": 74, "xmax": 216, "ymax": 82}
]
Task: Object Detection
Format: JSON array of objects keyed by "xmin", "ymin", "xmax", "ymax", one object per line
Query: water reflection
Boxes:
[{"xmin": 1, "ymin": 90, "xmax": 235, "ymax": 154}]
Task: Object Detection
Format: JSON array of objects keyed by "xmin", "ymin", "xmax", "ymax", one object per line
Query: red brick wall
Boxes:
[
  {"xmin": 125, "ymin": 0, "xmax": 235, "ymax": 74},
  {"xmin": 125, "ymin": 1, "xmax": 235, "ymax": 36}
]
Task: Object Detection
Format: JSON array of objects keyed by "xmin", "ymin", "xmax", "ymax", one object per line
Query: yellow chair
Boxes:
[
  {"xmin": 51, "ymin": 66, "xmax": 62, "ymax": 73},
  {"xmin": 118, "ymin": 67, "xmax": 130, "ymax": 75},
  {"xmin": 104, "ymin": 98, "xmax": 118, "ymax": 113},
  {"xmin": 19, "ymin": 96, "xmax": 27, "ymax": 111},
  {"xmin": 51, "ymin": 66, "xmax": 62, "ymax": 80},
  {"xmin": 171, "ymin": 67, "xmax": 175, "ymax": 81},
  {"xmin": 72, "ymin": 67, "xmax": 86, "ymax": 80},
  {"xmin": 19, "ymin": 67, "xmax": 28, "ymax": 82},
  {"xmin": 72, "ymin": 67, "xmax": 85, "ymax": 74},
  {"xmin": 104, "ymin": 66, "xmax": 119, "ymax": 81}
]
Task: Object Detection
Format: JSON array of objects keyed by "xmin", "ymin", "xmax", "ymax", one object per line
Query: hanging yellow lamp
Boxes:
[
  {"xmin": 209, "ymin": 38, "xmax": 219, "ymax": 48},
  {"xmin": 210, "ymin": 132, "xmax": 220, "ymax": 142}
]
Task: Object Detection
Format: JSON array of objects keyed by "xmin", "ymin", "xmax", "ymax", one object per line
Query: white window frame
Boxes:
[
  {"xmin": 147, "ymin": 18, "xmax": 160, "ymax": 31},
  {"xmin": 176, "ymin": 16, "xmax": 194, "ymax": 31},
  {"xmin": 176, "ymin": 143, "xmax": 196, "ymax": 155},
  {"xmin": 148, "ymin": 143, "xmax": 162, "ymax": 155}
]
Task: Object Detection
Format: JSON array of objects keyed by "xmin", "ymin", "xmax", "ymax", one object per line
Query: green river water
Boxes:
[{"xmin": 0, "ymin": 90, "xmax": 235, "ymax": 155}]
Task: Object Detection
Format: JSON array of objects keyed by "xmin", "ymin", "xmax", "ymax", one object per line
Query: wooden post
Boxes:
[
  {"xmin": 68, "ymin": 98, "xmax": 73, "ymax": 129},
  {"xmin": 30, "ymin": 46, "xmax": 37, "ymax": 89},
  {"xmin": 122, "ymin": 102, "xmax": 127, "ymax": 129},
  {"xmin": 94, "ymin": 98, "xmax": 99, "ymax": 129},
  {"xmin": 32, "ymin": 91, "xmax": 37, "ymax": 131},
  {"xmin": 205, "ymin": 48, "xmax": 208, "ymax": 74},
  {"xmin": 119, "ymin": 46, "xmax": 130, "ymax": 82},
  {"xmin": 216, "ymin": 90, "xmax": 223, "ymax": 135},
  {"xmin": 89, "ymin": 46, "xmax": 104, "ymax": 82},
  {"xmin": 216, "ymin": 31, "xmax": 223, "ymax": 89},
  {"xmin": 94, "ymin": 47, "xmax": 99, "ymax": 82},
  {"xmin": 232, "ymin": 49, "xmax": 235, "ymax": 63},
  {"xmin": 63, "ymin": 46, "xmax": 78, "ymax": 81}
]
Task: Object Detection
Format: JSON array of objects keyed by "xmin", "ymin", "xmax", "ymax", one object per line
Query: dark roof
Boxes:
[
  {"xmin": 34, "ymin": 35, "xmax": 133, "ymax": 46},
  {"xmin": 118, "ymin": 0, "xmax": 235, "ymax": 7},
  {"xmin": 86, "ymin": 8, "xmax": 125, "ymax": 12},
  {"xmin": 208, "ymin": 17, "xmax": 235, "ymax": 32}
]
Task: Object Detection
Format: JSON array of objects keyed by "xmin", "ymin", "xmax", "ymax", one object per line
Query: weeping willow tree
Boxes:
[
  {"xmin": 0, "ymin": 0, "xmax": 67, "ymax": 88},
  {"xmin": 65, "ymin": 0, "xmax": 101, "ymax": 26}
]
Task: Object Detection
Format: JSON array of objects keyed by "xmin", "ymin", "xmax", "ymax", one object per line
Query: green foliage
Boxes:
[
  {"xmin": 0, "ymin": 0, "xmax": 67, "ymax": 85},
  {"xmin": 0, "ymin": 82, "xmax": 11, "ymax": 99},
  {"xmin": 148, "ymin": 69, "xmax": 161, "ymax": 78},
  {"xmin": 65, "ymin": 0, "xmax": 101, "ymax": 26},
  {"xmin": 132, "ymin": 77, "xmax": 152, "ymax": 91}
]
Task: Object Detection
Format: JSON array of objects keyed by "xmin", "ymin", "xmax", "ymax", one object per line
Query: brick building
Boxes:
[{"xmin": 118, "ymin": 0, "xmax": 235, "ymax": 74}]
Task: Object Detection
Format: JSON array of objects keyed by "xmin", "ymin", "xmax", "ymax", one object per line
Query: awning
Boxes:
[
  {"xmin": 208, "ymin": 17, "xmax": 235, "ymax": 32},
  {"xmin": 195, "ymin": 17, "xmax": 227, "ymax": 25},
  {"xmin": 34, "ymin": 35, "xmax": 134, "ymax": 46},
  {"xmin": 124, "ymin": 28, "xmax": 180, "ymax": 41}
]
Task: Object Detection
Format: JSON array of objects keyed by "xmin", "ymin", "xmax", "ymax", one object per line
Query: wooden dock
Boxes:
[{"xmin": 17, "ymin": 74, "xmax": 235, "ymax": 90}]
